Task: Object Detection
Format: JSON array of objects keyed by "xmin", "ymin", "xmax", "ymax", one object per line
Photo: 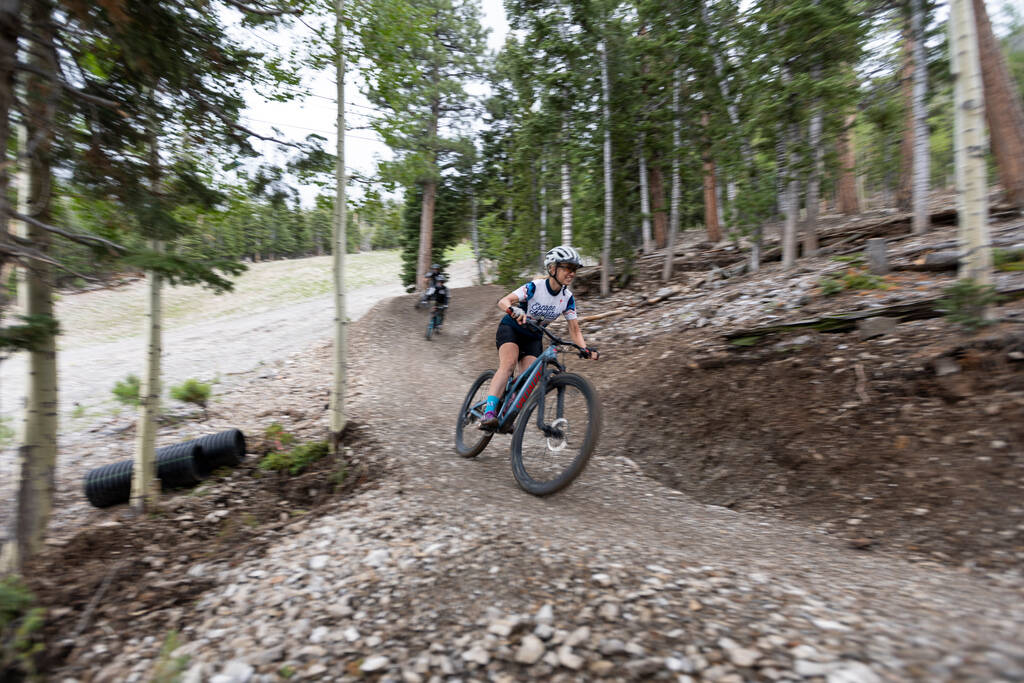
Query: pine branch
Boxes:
[
  {"xmin": 221, "ymin": 0, "xmax": 302, "ymax": 17},
  {"xmin": 9, "ymin": 211, "xmax": 127, "ymax": 254},
  {"xmin": 15, "ymin": 62, "xmax": 124, "ymax": 110},
  {"xmin": 207, "ymin": 103, "xmax": 307, "ymax": 149}
]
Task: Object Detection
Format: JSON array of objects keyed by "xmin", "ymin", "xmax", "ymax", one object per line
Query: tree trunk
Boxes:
[
  {"xmin": 662, "ymin": 71, "xmax": 681, "ymax": 282},
  {"xmin": 701, "ymin": 113, "xmax": 721, "ymax": 243},
  {"xmin": 560, "ymin": 115, "xmax": 573, "ymax": 246},
  {"xmin": 133, "ymin": 239, "xmax": 162, "ymax": 511},
  {"xmin": 6, "ymin": 1, "xmax": 57, "ymax": 570},
  {"xmin": 0, "ymin": 0, "xmax": 18, "ymax": 302},
  {"xmin": 972, "ymin": 0, "xmax": 1024, "ymax": 211},
  {"xmin": 950, "ymin": 0, "xmax": 991, "ymax": 284},
  {"xmin": 539, "ymin": 159, "xmax": 547, "ymax": 271},
  {"xmin": 416, "ymin": 93, "xmax": 439, "ymax": 291},
  {"xmin": 804, "ymin": 75, "xmax": 823, "ymax": 257},
  {"xmin": 911, "ymin": 0, "xmax": 931, "ymax": 233},
  {"xmin": 649, "ymin": 158, "xmax": 667, "ymax": 248},
  {"xmin": 416, "ymin": 179, "xmax": 436, "ymax": 290},
  {"xmin": 638, "ymin": 136, "xmax": 653, "ymax": 254},
  {"xmin": 897, "ymin": 23, "xmax": 915, "ymax": 212},
  {"xmin": 329, "ymin": 0, "xmax": 348, "ymax": 452},
  {"xmin": 600, "ymin": 39, "xmax": 613, "ymax": 297},
  {"xmin": 837, "ymin": 111, "xmax": 860, "ymax": 214},
  {"xmin": 782, "ymin": 127, "xmax": 799, "ymax": 269}
]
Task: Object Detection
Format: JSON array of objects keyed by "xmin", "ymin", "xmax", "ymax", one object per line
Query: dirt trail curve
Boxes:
[{"xmin": 70, "ymin": 284, "xmax": 1021, "ymax": 682}]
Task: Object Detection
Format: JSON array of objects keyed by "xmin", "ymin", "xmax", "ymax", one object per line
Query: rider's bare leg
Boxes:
[
  {"xmin": 488, "ymin": 342, "xmax": 520, "ymax": 399},
  {"xmin": 518, "ymin": 355, "xmax": 537, "ymax": 377}
]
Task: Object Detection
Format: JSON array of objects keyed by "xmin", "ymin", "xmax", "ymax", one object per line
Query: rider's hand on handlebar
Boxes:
[
  {"xmin": 507, "ymin": 306, "xmax": 527, "ymax": 325},
  {"xmin": 579, "ymin": 347, "xmax": 600, "ymax": 360}
]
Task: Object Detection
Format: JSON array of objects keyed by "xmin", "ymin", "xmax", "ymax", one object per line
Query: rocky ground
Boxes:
[{"xmin": 6, "ymin": 207, "xmax": 1024, "ymax": 682}]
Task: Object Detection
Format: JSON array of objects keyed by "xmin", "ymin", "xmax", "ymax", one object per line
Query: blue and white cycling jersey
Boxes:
[{"xmin": 501, "ymin": 278, "xmax": 578, "ymax": 337}]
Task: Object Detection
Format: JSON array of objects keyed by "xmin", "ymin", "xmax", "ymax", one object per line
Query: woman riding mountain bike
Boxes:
[{"xmin": 480, "ymin": 245, "xmax": 599, "ymax": 431}]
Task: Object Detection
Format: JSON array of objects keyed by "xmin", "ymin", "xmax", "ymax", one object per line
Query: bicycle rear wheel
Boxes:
[
  {"xmin": 510, "ymin": 373, "xmax": 601, "ymax": 495},
  {"xmin": 455, "ymin": 370, "xmax": 495, "ymax": 458}
]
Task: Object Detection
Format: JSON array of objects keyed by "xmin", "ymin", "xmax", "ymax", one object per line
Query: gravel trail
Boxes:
[{"xmin": 57, "ymin": 284, "xmax": 1024, "ymax": 682}]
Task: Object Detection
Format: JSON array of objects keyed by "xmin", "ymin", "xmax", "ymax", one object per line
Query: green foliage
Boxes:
[
  {"xmin": 937, "ymin": 280, "xmax": 1003, "ymax": 331},
  {"xmin": 0, "ymin": 315, "xmax": 60, "ymax": 353},
  {"xmin": 169, "ymin": 378, "xmax": 212, "ymax": 411},
  {"xmin": 841, "ymin": 271, "xmax": 888, "ymax": 291},
  {"xmin": 150, "ymin": 630, "xmax": 189, "ymax": 683},
  {"xmin": 400, "ymin": 181, "xmax": 468, "ymax": 288},
  {"xmin": 259, "ymin": 441, "xmax": 330, "ymax": 476},
  {"xmin": 993, "ymin": 247, "xmax": 1024, "ymax": 272},
  {"xmin": 0, "ymin": 418, "xmax": 14, "ymax": 449},
  {"xmin": 820, "ymin": 269, "xmax": 888, "ymax": 296},
  {"xmin": 0, "ymin": 576, "xmax": 46, "ymax": 679},
  {"xmin": 112, "ymin": 374, "xmax": 141, "ymax": 406},
  {"xmin": 264, "ymin": 423, "xmax": 296, "ymax": 451}
]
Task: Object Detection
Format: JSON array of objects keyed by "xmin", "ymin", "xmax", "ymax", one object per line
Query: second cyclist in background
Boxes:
[
  {"xmin": 418, "ymin": 263, "xmax": 444, "ymax": 308},
  {"xmin": 431, "ymin": 273, "xmax": 450, "ymax": 333}
]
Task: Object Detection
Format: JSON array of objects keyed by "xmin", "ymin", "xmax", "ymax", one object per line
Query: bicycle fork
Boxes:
[{"xmin": 534, "ymin": 374, "xmax": 567, "ymax": 449}]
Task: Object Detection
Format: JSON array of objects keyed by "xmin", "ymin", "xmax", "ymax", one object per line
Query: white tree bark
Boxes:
[
  {"xmin": 600, "ymin": 38, "xmax": 613, "ymax": 297},
  {"xmin": 471, "ymin": 194, "xmax": 484, "ymax": 284},
  {"xmin": 911, "ymin": 0, "xmax": 931, "ymax": 234},
  {"xmin": 539, "ymin": 159, "xmax": 547, "ymax": 271},
  {"xmin": 662, "ymin": 70, "xmax": 681, "ymax": 282},
  {"xmin": 782, "ymin": 126, "xmax": 799, "ymax": 269},
  {"xmin": 804, "ymin": 65, "xmax": 824, "ymax": 258},
  {"xmin": 133, "ymin": 239, "xmax": 162, "ymax": 511},
  {"xmin": 561, "ymin": 115, "xmax": 573, "ymax": 246},
  {"xmin": 700, "ymin": 0, "xmax": 744, "ymax": 229},
  {"xmin": 638, "ymin": 135, "xmax": 653, "ymax": 254},
  {"xmin": 330, "ymin": 0, "xmax": 348, "ymax": 450},
  {"xmin": 949, "ymin": 0, "xmax": 991, "ymax": 283},
  {"xmin": 3, "ymin": 119, "xmax": 57, "ymax": 572}
]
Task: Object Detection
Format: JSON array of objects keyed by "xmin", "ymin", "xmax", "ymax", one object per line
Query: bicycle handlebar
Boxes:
[{"xmin": 517, "ymin": 315, "xmax": 598, "ymax": 359}]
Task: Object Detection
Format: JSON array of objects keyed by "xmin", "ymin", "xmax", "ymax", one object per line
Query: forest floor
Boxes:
[{"xmin": 3, "ymin": 203, "xmax": 1024, "ymax": 681}]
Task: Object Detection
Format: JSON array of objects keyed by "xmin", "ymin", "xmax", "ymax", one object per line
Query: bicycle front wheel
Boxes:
[
  {"xmin": 510, "ymin": 373, "xmax": 601, "ymax": 496},
  {"xmin": 455, "ymin": 370, "xmax": 495, "ymax": 458},
  {"xmin": 426, "ymin": 317, "xmax": 435, "ymax": 340}
]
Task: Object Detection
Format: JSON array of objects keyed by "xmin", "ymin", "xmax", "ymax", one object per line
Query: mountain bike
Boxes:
[
  {"xmin": 426, "ymin": 304, "xmax": 447, "ymax": 340},
  {"xmin": 454, "ymin": 319, "xmax": 601, "ymax": 496}
]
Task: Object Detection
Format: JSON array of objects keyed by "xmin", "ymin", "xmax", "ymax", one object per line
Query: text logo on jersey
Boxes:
[{"xmin": 529, "ymin": 303, "xmax": 558, "ymax": 323}]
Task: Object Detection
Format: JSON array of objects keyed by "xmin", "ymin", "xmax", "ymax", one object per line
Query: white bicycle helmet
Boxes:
[{"xmin": 544, "ymin": 245, "xmax": 583, "ymax": 269}]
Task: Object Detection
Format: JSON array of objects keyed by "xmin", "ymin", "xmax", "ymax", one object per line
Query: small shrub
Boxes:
[
  {"xmin": 112, "ymin": 374, "xmax": 141, "ymax": 406},
  {"xmin": 819, "ymin": 269, "xmax": 887, "ymax": 296},
  {"xmin": 264, "ymin": 422, "xmax": 296, "ymax": 451},
  {"xmin": 993, "ymin": 247, "xmax": 1024, "ymax": 272},
  {"xmin": 937, "ymin": 280, "xmax": 1003, "ymax": 332},
  {"xmin": 0, "ymin": 418, "xmax": 14, "ymax": 448},
  {"xmin": 150, "ymin": 630, "xmax": 189, "ymax": 683},
  {"xmin": 842, "ymin": 270, "xmax": 887, "ymax": 291},
  {"xmin": 170, "ymin": 378, "xmax": 212, "ymax": 415},
  {"xmin": 259, "ymin": 441, "xmax": 330, "ymax": 476},
  {"xmin": 819, "ymin": 276, "xmax": 844, "ymax": 297},
  {"xmin": 1, "ymin": 576, "xmax": 45, "ymax": 679}
]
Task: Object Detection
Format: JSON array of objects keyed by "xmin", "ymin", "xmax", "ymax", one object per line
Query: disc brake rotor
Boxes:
[{"xmin": 546, "ymin": 417, "xmax": 569, "ymax": 451}]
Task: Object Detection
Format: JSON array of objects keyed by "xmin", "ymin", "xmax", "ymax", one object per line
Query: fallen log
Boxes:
[{"xmin": 723, "ymin": 285, "xmax": 1024, "ymax": 343}]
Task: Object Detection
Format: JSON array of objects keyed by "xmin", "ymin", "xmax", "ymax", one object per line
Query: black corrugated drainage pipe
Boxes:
[
  {"xmin": 83, "ymin": 442, "xmax": 205, "ymax": 508},
  {"xmin": 185, "ymin": 429, "xmax": 246, "ymax": 476}
]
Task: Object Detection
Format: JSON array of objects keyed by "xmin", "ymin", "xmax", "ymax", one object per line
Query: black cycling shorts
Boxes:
[{"xmin": 495, "ymin": 321, "xmax": 543, "ymax": 360}]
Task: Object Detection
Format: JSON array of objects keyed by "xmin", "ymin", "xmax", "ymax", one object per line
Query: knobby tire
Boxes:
[
  {"xmin": 455, "ymin": 369, "xmax": 495, "ymax": 458},
  {"xmin": 510, "ymin": 372, "xmax": 601, "ymax": 496}
]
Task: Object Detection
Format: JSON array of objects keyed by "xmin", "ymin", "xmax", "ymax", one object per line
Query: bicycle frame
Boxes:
[{"xmin": 495, "ymin": 344, "xmax": 564, "ymax": 433}]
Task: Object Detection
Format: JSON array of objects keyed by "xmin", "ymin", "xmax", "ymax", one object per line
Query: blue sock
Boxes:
[{"xmin": 485, "ymin": 395, "xmax": 499, "ymax": 414}]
